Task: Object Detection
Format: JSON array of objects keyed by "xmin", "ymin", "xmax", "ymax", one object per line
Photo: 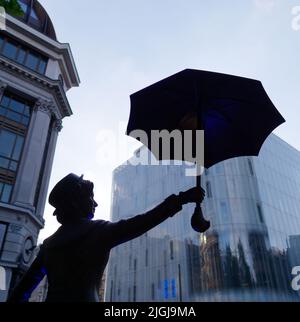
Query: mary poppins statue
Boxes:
[{"xmin": 8, "ymin": 173, "xmax": 205, "ymax": 302}]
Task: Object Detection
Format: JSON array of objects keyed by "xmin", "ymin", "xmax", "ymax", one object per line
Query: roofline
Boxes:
[
  {"xmin": 5, "ymin": 14, "xmax": 80, "ymax": 87},
  {"xmin": 0, "ymin": 55, "xmax": 73, "ymax": 118}
]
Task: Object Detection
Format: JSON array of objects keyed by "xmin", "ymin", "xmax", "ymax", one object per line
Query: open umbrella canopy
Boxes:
[{"xmin": 127, "ymin": 69, "xmax": 285, "ymax": 168}]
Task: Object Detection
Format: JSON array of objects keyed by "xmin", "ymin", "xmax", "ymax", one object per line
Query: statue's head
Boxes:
[{"xmin": 49, "ymin": 173, "xmax": 98, "ymax": 224}]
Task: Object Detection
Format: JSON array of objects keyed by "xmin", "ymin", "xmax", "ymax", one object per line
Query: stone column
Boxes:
[
  {"xmin": 12, "ymin": 98, "xmax": 54, "ymax": 210},
  {"xmin": 35, "ymin": 119, "xmax": 63, "ymax": 218}
]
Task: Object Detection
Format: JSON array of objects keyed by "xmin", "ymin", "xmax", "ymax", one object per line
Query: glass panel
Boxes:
[
  {"xmin": 18, "ymin": 1, "xmax": 28, "ymax": 13},
  {"xmin": 206, "ymin": 181, "xmax": 212, "ymax": 198},
  {"xmin": 6, "ymin": 110, "xmax": 22, "ymax": 123},
  {"xmin": 9, "ymin": 161, "xmax": 18, "ymax": 172},
  {"xmin": 248, "ymin": 159, "xmax": 254, "ymax": 176},
  {"xmin": 16, "ymin": 48, "xmax": 26, "ymax": 64},
  {"xmin": 0, "ymin": 95, "xmax": 10, "ymax": 107},
  {"xmin": 38, "ymin": 59, "xmax": 47, "ymax": 74},
  {"xmin": 0, "ymin": 223, "xmax": 7, "ymax": 250},
  {"xmin": 10, "ymin": 99, "xmax": 25, "ymax": 114},
  {"xmin": 25, "ymin": 53, "xmax": 39, "ymax": 70},
  {"xmin": 0, "ymin": 130, "xmax": 16, "ymax": 158},
  {"xmin": 3, "ymin": 41, "xmax": 17, "ymax": 60},
  {"xmin": 12, "ymin": 136, "xmax": 24, "ymax": 161},
  {"xmin": 0, "ymin": 157, "xmax": 9, "ymax": 169},
  {"xmin": 30, "ymin": 8, "xmax": 39, "ymax": 20},
  {"xmin": 220, "ymin": 201, "xmax": 230, "ymax": 223},
  {"xmin": 24, "ymin": 105, "xmax": 30, "ymax": 116},
  {"xmin": 1, "ymin": 184, "xmax": 12, "ymax": 203},
  {"xmin": 257, "ymin": 204, "xmax": 265, "ymax": 224},
  {"xmin": 0, "ymin": 107, "xmax": 6, "ymax": 116},
  {"xmin": 21, "ymin": 116, "xmax": 30, "ymax": 126}
]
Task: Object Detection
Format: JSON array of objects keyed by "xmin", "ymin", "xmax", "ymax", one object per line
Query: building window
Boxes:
[
  {"xmin": 129, "ymin": 254, "xmax": 132, "ymax": 270},
  {"xmin": 206, "ymin": 181, "xmax": 212, "ymax": 198},
  {"xmin": 170, "ymin": 240, "xmax": 174, "ymax": 260},
  {"xmin": 220, "ymin": 201, "xmax": 230, "ymax": 222},
  {"xmin": 248, "ymin": 158, "xmax": 254, "ymax": 176},
  {"xmin": 257, "ymin": 204, "xmax": 265, "ymax": 224},
  {"xmin": 128, "ymin": 287, "xmax": 131, "ymax": 302},
  {"xmin": 164, "ymin": 280, "xmax": 169, "ymax": 299},
  {"xmin": 151, "ymin": 283, "xmax": 155, "ymax": 301},
  {"xmin": 145, "ymin": 249, "xmax": 148, "ymax": 267},
  {"xmin": 18, "ymin": 0, "xmax": 28, "ymax": 14},
  {"xmin": 18, "ymin": 0, "xmax": 43, "ymax": 29},
  {"xmin": 0, "ymin": 92, "xmax": 32, "ymax": 204},
  {"xmin": 0, "ymin": 33, "xmax": 48, "ymax": 75},
  {"xmin": 0, "ymin": 222, "xmax": 8, "ymax": 252},
  {"xmin": 171, "ymin": 279, "xmax": 177, "ymax": 298},
  {"xmin": 110, "ymin": 280, "xmax": 114, "ymax": 302},
  {"xmin": 157, "ymin": 270, "xmax": 161, "ymax": 289},
  {"xmin": 133, "ymin": 285, "xmax": 137, "ymax": 302}
]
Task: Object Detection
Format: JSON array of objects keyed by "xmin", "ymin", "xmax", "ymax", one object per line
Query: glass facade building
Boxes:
[{"xmin": 105, "ymin": 134, "xmax": 300, "ymax": 302}]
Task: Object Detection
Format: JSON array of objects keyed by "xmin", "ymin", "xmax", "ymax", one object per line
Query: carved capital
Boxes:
[
  {"xmin": 34, "ymin": 98, "xmax": 55, "ymax": 117},
  {"xmin": 53, "ymin": 119, "xmax": 63, "ymax": 132}
]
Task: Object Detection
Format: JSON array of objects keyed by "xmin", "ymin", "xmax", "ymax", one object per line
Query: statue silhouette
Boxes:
[{"xmin": 8, "ymin": 173, "xmax": 205, "ymax": 302}]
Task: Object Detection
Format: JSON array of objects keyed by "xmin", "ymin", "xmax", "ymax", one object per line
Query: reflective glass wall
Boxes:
[{"xmin": 105, "ymin": 135, "xmax": 300, "ymax": 302}]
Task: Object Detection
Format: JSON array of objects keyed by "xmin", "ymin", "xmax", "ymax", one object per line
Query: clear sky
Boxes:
[{"xmin": 37, "ymin": 0, "xmax": 300, "ymax": 242}]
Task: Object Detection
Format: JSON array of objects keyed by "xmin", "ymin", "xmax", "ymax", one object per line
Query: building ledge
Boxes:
[
  {"xmin": 5, "ymin": 15, "xmax": 80, "ymax": 88},
  {"xmin": 0, "ymin": 202, "xmax": 45, "ymax": 229},
  {"xmin": 0, "ymin": 56, "xmax": 72, "ymax": 118}
]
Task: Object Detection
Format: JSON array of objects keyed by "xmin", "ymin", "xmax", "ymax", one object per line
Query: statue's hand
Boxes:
[{"xmin": 178, "ymin": 187, "xmax": 205, "ymax": 205}]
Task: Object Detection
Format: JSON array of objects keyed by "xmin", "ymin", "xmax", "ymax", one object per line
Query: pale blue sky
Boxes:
[{"xmin": 38, "ymin": 0, "xmax": 300, "ymax": 241}]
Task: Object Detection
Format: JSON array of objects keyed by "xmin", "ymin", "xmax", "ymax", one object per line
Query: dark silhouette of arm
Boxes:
[
  {"xmin": 7, "ymin": 250, "xmax": 46, "ymax": 303},
  {"xmin": 104, "ymin": 194, "xmax": 184, "ymax": 248}
]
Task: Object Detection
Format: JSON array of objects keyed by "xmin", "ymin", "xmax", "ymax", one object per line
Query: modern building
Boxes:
[
  {"xmin": 0, "ymin": 0, "xmax": 79, "ymax": 301},
  {"xmin": 105, "ymin": 134, "xmax": 300, "ymax": 302}
]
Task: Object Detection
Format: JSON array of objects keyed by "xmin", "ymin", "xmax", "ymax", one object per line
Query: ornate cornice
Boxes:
[{"xmin": 0, "ymin": 56, "xmax": 72, "ymax": 118}]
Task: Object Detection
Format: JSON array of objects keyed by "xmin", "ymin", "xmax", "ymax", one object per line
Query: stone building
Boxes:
[{"xmin": 0, "ymin": 0, "xmax": 79, "ymax": 301}]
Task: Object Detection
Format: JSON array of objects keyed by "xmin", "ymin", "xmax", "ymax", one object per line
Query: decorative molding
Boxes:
[
  {"xmin": 0, "ymin": 57, "xmax": 72, "ymax": 117},
  {"xmin": 34, "ymin": 98, "xmax": 53, "ymax": 117},
  {"xmin": 53, "ymin": 119, "xmax": 63, "ymax": 132}
]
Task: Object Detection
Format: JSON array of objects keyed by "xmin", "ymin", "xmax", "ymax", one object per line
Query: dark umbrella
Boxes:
[{"xmin": 126, "ymin": 69, "xmax": 285, "ymax": 232}]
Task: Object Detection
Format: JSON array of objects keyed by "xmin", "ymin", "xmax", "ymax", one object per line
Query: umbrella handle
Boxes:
[
  {"xmin": 191, "ymin": 203, "xmax": 211, "ymax": 233},
  {"xmin": 191, "ymin": 174, "xmax": 211, "ymax": 233}
]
